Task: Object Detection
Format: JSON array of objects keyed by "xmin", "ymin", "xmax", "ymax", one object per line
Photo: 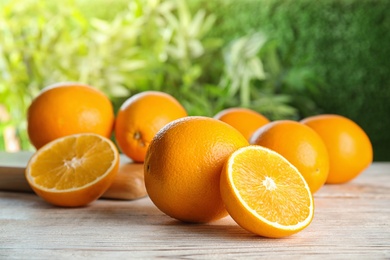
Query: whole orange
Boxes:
[
  {"xmin": 144, "ymin": 116, "xmax": 249, "ymax": 223},
  {"xmin": 301, "ymin": 114, "xmax": 373, "ymax": 184},
  {"xmin": 250, "ymin": 120, "xmax": 329, "ymax": 194},
  {"xmin": 214, "ymin": 107, "xmax": 270, "ymax": 141},
  {"xmin": 114, "ymin": 91, "xmax": 187, "ymax": 162},
  {"xmin": 27, "ymin": 82, "xmax": 114, "ymax": 149}
]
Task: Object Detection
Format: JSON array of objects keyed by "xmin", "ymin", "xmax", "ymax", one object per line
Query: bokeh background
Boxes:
[{"xmin": 1, "ymin": 0, "xmax": 389, "ymax": 160}]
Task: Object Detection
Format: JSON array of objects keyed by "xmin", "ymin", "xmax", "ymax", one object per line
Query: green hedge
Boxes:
[{"xmin": 194, "ymin": 0, "xmax": 390, "ymax": 161}]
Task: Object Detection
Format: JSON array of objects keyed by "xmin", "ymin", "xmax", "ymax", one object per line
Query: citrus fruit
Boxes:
[
  {"xmin": 25, "ymin": 133, "xmax": 119, "ymax": 207},
  {"xmin": 301, "ymin": 114, "xmax": 373, "ymax": 184},
  {"xmin": 250, "ymin": 120, "xmax": 329, "ymax": 194},
  {"xmin": 27, "ymin": 82, "xmax": 114, "ymax": 150},
  {"xmin": 115, "ymin": 91, "xmax": 187, "ymax": 162},
  {"xmin": 214, "ymin": 107, "xmax": 270, "ymax": 141},
  {"xmin": 144, "ymin": 116, "xmax": 249, "ymax": 223},
  {"xmin": 220, "ymin": 145, "xmax": 314, "ymax": 238}
]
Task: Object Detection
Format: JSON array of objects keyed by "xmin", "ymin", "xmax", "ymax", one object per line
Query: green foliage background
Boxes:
[
  {"xmin": 1, "ymin": 0, "xmax": 389, "ymax": 161},
  {"xmin": 195, "ymin": 0, "xmax": 390, "ymax": 161}
]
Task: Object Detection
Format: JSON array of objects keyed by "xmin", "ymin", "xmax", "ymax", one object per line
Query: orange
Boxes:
[
  {"xmin": 250, "ymin": 120, "xmax": 329, "ymax": 194},
  {"xmin": 27, "ymin": 82, "xmax": 114, "ymax": 150},
  {"xmin": 25, "ymin": 133, "xmax": 119, "ymax": 207},
  {"xmin": 144, "ymin": 116, "xmax": 249, "ymax": 223},
  {"xmin": 214, "ymin": 107, "xmax": 270, "ymax": 141},
  {"xmin": 115, "ymin": 91, "xmax": 187, "ymax": 162},
  {"xmin": 301, "ymin": 114, "xmax": 373, "ymax": 184},
  {"xmin": 220, "ymin": 145, "xmax": 314, "ymax": 238}
]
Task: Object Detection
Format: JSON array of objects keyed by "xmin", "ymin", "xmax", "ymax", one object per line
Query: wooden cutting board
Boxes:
[{"xmin": 0, "ymin": 151, "xmax": 33, "ymax": 192}]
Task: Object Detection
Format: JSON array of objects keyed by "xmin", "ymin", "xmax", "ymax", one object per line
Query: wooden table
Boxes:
[{"xmin": 1, "ymin": 161, "xmax": 389, "ymax": 259}]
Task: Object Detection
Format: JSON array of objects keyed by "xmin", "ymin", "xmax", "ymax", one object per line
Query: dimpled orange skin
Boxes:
[
  {"xmin": 144, "ymin": 116, "xmax": 249, "ymax": 223},
  {"xmin": 301, "ymin": 114, "xmax": 373, "ymax": 184},
  {"xmin": 214, "ymin": 107, "xmax": 270, "ymax": 141},
  {"xmin": 250, "ymin": 120, "xmax": 329, "ymax": 194},
  {"xmin": 114, "ymin": 91, "xmax": 187, "ymax": 162},
  {"xmin": 27, "ymin": 83, "xmax": 114, "ymax": 150}
]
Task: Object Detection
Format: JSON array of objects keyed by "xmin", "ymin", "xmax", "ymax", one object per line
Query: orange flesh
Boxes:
[
  {"xmin": 29, "ymin": 135, "xmax": 116, "ymax": 191},
  {"xmin": 230, "ymin": 147, "xmax": 312, "ymax": 226}
]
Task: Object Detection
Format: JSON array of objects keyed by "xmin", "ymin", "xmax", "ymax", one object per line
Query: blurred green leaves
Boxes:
[
  {"xmin": 0, "ymin": 0, "xmax": 321, "ymax": 151},
  {"xmin": 221, "ymin": 32, "xmax": 267, "ymax": 107}
]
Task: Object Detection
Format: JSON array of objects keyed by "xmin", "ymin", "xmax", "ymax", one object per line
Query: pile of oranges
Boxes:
[{"xmin": 25, "ymin": 82, "xmax": 373, "ymax": 238}]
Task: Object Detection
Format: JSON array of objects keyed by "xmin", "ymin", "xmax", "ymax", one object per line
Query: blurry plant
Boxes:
[
  {"xmin": 259, "ymin": 38, "xmax": 323, "ymax": 119},
  {"xmin": 75, "ymin": 0, "xmax": 222, "ymax": 114},
  {"xmin": 0, "ymin": 0, "xmax": 222, "ymax": 150},
  {"xmin": 0, "ymin": 0, "xmax": 134, "ymax": 150},
  {"xmin": 137, "ymin": 0, "xmax": 223, "ymax": 115},
  {"xmin": 221, "ymin": 32, "xmax": 267, "ymax": 107},
  {"xmin": 218, "ymin": 32, "xmax": 321, "ymax": 120},
  {"xmin": 0, "ymin": 0, "xmax": 321, "ymax": 151},
  {"xmin": 0, "ymin": 0, "xmax": 82, "ymax": 150}
]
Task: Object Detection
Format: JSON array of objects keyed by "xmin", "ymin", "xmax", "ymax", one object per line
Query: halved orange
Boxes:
[
  {"xmin": 25, "ymin": 133, "xmax": 119, "ymax": 207},
  {"xmin": 220, "ymin": 145, "xmax": 314, "ymax": 238}
]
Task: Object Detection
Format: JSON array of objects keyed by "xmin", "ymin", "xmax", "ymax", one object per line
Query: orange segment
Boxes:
[
  {"xmin": 25, "ymin": 133, "xmax": 119, "ymax": 207},
  {"xmin": 220, "ymin": 145, "xmax": 314, "ymax": 238}
]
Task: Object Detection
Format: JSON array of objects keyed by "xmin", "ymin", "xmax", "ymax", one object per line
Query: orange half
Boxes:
[
  {"xmin": 25, "ymin": 133, "xmax": 119, "ymax": 207},
  {"xmin": 220, "ymin": 145, "xmax": 314, "ymax": 238}
]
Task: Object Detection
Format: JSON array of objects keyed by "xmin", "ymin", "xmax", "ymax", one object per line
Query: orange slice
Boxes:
[
  {"xmin": 220, "ymin": 145, "xmax": 314, "ymax": 238},
  {"xmin": 25, "ymin": 133, "xmax": 119, "ymax": 207}
]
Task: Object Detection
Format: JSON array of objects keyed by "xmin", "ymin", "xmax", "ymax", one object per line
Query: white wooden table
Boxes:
[{"xmin": 1, "ymin": 158, "xmax": 389, "ymax": 259}]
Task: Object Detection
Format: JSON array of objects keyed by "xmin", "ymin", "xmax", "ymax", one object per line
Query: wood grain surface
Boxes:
[{"xmin": 0, "ymin": 155, "xmax": 389, "ymax": 259}]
